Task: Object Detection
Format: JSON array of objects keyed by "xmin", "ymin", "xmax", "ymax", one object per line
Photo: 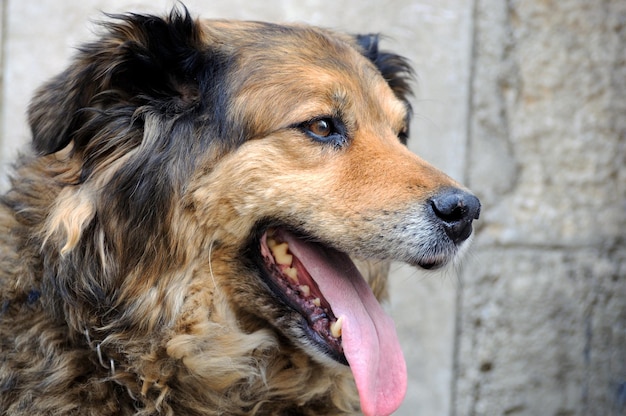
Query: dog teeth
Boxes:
[
  {"xmin": 284, "ymin": 267, "xmax": 299, "ymax": 282},
  {"xmin": 330, "ymin": 316, "xmax": 344, "ymax": 338},
  {"xmin": 312, "ymin": 298, "xmax": 321, "ymax": 307},
  {"xmin": 299, "ymin": 285, "xmax": 310, "ymax": 296},
  {"xmin": 271, "ymin": 242, "xmax": 293, "ymax": 266}
]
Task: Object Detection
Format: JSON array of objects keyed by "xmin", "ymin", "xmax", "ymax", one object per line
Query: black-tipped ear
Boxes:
[
  {"xmin": 28, "ymin": 65, "xmax": 96, "ymax": 155},
  {"xmin": 28, "ymin": 7, "xmax": 207, "ymax": 155},
  {"xmin": 355, "ymin": 34, "xmax": 414, "ymax": 144},
  {"xmin": 355, "ymin": 34, "xmax": 414, "ymax": 104}
]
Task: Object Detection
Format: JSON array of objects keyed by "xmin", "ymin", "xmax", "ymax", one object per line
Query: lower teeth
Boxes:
[{"xmin": 330, "ymin": 316, "xmax": 344, "ymax": 338}]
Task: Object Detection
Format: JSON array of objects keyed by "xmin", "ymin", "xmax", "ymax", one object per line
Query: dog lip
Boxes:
[
  {"xmin": 416, "ymin": 260, "xmax": 444, "ymax": 270},
  {"xmin": 301, "ymin": 319, "xmax": 349, "ymax": 365},
  {"xmin": 412, "ymin": 253, "xmax": 449, "ymax": 270}
]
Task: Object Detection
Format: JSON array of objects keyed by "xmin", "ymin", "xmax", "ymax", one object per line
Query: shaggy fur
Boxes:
[{"xmin": 0, "ymin": 8, "xmax": 480, "ymax": 416}]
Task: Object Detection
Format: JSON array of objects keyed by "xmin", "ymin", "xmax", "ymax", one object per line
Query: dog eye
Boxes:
[
  {"xmin": 299, "ymin": 117, "xmax": 347, "ymax": 148},
  {"xmin": 308, "ymin": 119, "xmax": 333, "ymax": 137}
]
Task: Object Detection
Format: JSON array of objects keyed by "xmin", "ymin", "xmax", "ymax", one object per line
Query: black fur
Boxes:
[
  {"xmin": 28, "ymin": 8, "xmax": 232, "ymax": 156},
  {"xmin": 26, "ymin": 8, "xmax": 236, "ymax": 326}
]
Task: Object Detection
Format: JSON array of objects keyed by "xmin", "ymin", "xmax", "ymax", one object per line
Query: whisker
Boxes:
[{"xmin": 208, "ymin": 239, "xmax": 217, "ymax": 289}]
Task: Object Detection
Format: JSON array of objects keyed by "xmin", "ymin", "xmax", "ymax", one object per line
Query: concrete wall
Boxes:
[
  {"xmin": 0, "ymin": 1, "xmax": 623, "ymax": 415},
  {"xmin": 456, "ymin": 1, "xmax": 626, "ymax": 415}
]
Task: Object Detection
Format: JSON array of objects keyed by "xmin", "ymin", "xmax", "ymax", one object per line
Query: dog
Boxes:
[{"xmin": 0, "ymin": 7, "xmax": 480, "ymax": 416}]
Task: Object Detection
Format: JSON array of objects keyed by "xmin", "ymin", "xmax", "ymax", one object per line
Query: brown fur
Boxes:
[{"xmin": 0, "ymin": 8, "xmax": 478, "ymax": 415}]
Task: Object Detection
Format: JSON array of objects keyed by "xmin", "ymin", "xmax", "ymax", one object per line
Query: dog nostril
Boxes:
[
  {"xmin": 431, "ymin": 190, "xmax": 480, "ymax": 222},
  {"xmin": 430, "ymin": 189, "xmax": 481, "ymax": 244}
]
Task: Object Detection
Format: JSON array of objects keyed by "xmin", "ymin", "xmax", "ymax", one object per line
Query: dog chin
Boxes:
[
  {"xmin": 300, "ymin": 323, "xmax": 352, "ymax": 368},
  {"xmin": 417, "ymin": 234, "xmax": 475, "ymax": 274}
]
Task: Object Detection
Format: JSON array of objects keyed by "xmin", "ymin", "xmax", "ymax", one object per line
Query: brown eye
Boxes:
[
  {"xmin": 308, "ymin": 118, "xmax": 332, "ymax": 137},
  {"xmin": 297, "ymin": 116, "xmax": 348, "ymax": 148}
]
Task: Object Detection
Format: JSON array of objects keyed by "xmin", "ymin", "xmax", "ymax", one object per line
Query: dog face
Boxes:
[{"xmin": 28, "ymin": 9, "xmax": 479, "ymax": 416}]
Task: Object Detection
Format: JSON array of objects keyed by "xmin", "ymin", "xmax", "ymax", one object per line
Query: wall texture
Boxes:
[
  {"xmin": 456, "ymin": 1, "xmax": 626, "ymax": 415},
  {"xmin": 0, "ymin": 1, "xmax": 624, "ymax": 415}
]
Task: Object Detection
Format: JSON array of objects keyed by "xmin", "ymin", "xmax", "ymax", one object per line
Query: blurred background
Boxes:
[{"xmin": 0, "ymin": 1, "xmax": 624, "ymax": 415}]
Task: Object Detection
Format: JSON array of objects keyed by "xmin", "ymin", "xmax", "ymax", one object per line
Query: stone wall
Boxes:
[
  {"xmin": 0, "ymin": 1, "xmax": 624, "ymax": 415},
  {"xmin": 456, "ymin": 1, "xmax": 626, "ymax": 415}
]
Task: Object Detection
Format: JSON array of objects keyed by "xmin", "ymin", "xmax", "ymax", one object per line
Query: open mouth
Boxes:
[
  {"xmin": 260, "ymin": 228, "xmax": 346, "ymax": 363},
  {"xmin": 256, "ymin": 226, "xmax": 407, "ymax": 416}
]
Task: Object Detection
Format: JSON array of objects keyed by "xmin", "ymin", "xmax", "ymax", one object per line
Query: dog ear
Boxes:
[
  {"xmin": 28, "ymin": 7, "xmax": 209, "ymax": 155},
  {"xmin": 355, "ymin": 34, "xmax": 414, "ymax": 100},
  {"xmin": 355, "ymin": 34, "xmax": 414, "ymax": 143},
  {"xmin": 28, "ymin": 66, "xmax": 93, "ymax": 155},
  {"xmin": 355, "ymin": 34, "xmax": 413, "ymax": 106}
]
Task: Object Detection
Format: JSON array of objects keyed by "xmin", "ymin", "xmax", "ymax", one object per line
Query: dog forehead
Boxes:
[
  {"xmin": 200, "ymin": 19, "xmax": 353, "ymax": 51},
  {"xmin": 200, "ymin": 18, "xmax": 371, "ymax": 77},
  {"xmin": 198, "ymin": 19, "xmax": 406, "ymax": 134}
]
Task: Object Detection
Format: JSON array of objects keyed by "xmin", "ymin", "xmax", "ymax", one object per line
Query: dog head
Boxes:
[{"xmin": 31, "ymin": 8, "xmax": 480, "ymax": 415}]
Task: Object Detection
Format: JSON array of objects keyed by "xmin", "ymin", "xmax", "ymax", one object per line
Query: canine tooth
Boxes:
[
  {"xmin": 284, "ymin": 267, "xmax": 299, "ymax": 282},
  {"xmin": 330, "ymin": 316, "xmax": 344, "ymax": 338},
  {"xmin": 267, "ymin": 237, "xmax": 277, "ymax": 249},
  {"xmin": 299, "ymin": 285, "xmax": 310, "ymax": 296},
  {"xmin": 271, "ymin": 242, "xmax": 292, "ymax": 266},
  {"xmin": 312, "ymin": 298, "xmax": 321, "ymax": 307}
]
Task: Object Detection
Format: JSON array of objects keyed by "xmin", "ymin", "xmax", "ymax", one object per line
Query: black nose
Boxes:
[{"xmin": 430, "ymin": 188, "xmax": 481, "ymax": 244}]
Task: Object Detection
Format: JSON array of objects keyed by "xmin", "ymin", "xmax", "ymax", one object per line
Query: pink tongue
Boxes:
[{"xmin": 282, "ymin": 233, "xmax": 407, "ymax": 416}]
